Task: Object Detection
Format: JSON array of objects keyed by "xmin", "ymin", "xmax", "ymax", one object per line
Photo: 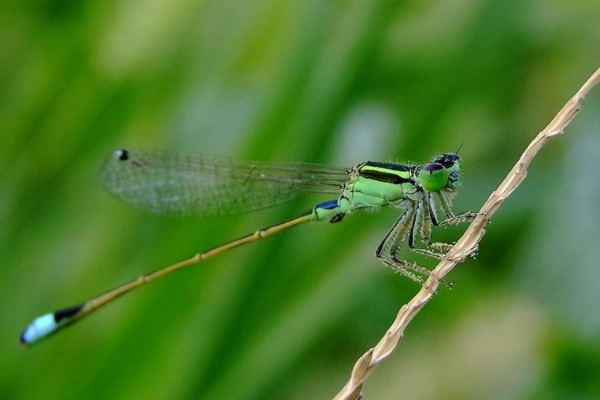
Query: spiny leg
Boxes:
[
  {"xmin": 409, "ymin": 196, "xmax": 471, "ymax": 263},
  {"xmin": 435, "ymin": 191, "xmax": 455, "ymax": 219},
  {"xmin": 375, "ymin": 204, "xmax": 447, "ymax": 290},
  {"xmin": 409, "ymin": 196, "xmax": 448, "ymax": 259},
  {"xmin": 375, "ymin": 206, "xmax": 431, "ymax": 284},
  {"xmin": 406, "ymin": 201, "xmax": 460, "ymax": 282},
  {"xmin": 418, "ymin": 193, "xmax": 435, "ymax": 246},
  {"xmin": 435, "ymin": 191, "xmax": 478, "ymax": 226},
  {"xmin": 413, "ymin": 191, "xmax": 477, "ymax": 258},
  {"xmin": 435, "ymin": 191, "xmax": 479, "ymax": 257},
  {"xmin": 435, "ymin": 204, "xmax": 479, "ymax": 259},
  {"xmin": 381, "ymin": 259, "xmax": 426, "ymax": 287}
]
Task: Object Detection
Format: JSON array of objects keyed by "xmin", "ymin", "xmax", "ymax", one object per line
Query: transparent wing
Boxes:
[{"xmin": 99, "ymin": 149, "xmax": 349, "ymax": 217}]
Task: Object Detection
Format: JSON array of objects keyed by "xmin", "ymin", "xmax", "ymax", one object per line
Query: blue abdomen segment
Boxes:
[
  {"xmin": 314, "ymin": 199, "xmax": 345, "ymax": 222},
  {"xmin": 316, "ymin": 199, "xmax": 338, "ymax": 210},
  {"xmin": 20, "ymin": 304, "xmax": 83, "ymax": 345}
]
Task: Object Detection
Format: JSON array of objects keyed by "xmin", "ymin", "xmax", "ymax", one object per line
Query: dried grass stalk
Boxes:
[{"xmin": 333, "ymin": 66, "xmax": 600, "ymax": 400}]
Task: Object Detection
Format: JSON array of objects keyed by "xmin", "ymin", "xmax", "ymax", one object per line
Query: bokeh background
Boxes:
[{"xmin": 2, "ymin": 1, "xmax": 600, "ymax": 399}]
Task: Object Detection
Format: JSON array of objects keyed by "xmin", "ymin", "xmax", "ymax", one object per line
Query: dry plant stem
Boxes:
[{"xmin": 333, "ymin": 66, "xmax": 600, "ymax": 400}]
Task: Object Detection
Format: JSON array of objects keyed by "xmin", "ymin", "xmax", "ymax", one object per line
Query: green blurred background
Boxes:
[{"xmin": 2, "ymin": 1, "xmax": 600, "ymax": 399}]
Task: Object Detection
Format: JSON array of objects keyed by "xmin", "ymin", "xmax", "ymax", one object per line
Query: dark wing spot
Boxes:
[{"xmin": 117, "ymin": 149, "xmax": 129, "ymax": 161}]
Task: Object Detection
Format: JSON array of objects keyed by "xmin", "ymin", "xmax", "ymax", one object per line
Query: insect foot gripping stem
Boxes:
[{"xmin": 439, "ymin": 211, "xmax": 478, "ymax": 226}]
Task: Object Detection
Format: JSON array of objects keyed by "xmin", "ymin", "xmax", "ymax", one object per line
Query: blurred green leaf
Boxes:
[{"xmin": 2, "ymin": 1, "xmax": 600, "ymax": 399}]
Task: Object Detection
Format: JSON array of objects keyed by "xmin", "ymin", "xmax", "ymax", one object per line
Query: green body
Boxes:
[
  {"xmin": 21, "ymin": 150, "xmax": 471, "ymax": 346},
  {"xmin": 314, "ymin": 154, "xmax": 462, "ymax": 224}
]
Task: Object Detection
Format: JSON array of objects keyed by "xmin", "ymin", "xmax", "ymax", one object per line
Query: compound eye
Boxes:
[{"xmin": 418, "ymin": 162, "xmax": 449, "ymax": 192}]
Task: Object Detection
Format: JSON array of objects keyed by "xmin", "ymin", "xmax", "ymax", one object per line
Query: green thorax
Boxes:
[
  {"xmin": 314, "ymin": 153, "xmax": 462, "ymax": 222},
  {"xmin": 345, "ymin": 161, "xmax": 421, "ymax": 209}
]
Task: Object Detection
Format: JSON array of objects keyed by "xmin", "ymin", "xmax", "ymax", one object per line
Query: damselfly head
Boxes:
[
  {"xmin": 438, "ymin": 153, "xmax": 462, "ymax": 191},
  {"xmin": 416, "ymin": 153, "xmax": 462, "ymax": 192}
]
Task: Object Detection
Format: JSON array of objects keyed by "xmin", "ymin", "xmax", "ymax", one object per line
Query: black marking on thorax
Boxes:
[
  {"xmin": 364, "ymin": 161, "xmax": 412, "ymax": 172},
  {"xmin": 359, "ymin": 162, "xmax": 415, "ymax": 185}
]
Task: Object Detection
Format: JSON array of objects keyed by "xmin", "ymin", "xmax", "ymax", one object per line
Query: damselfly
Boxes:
[{"xmin": 20, "ymin": 149, "xmax": 474, "ymax": 345}]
